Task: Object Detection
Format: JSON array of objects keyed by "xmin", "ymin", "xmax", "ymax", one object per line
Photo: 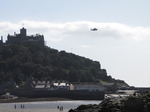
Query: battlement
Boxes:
[{"xmin": 0, "ymin": 28, "xmax": 45, "ymax": 46}]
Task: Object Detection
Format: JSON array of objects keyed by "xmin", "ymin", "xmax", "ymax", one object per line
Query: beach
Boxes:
[
  {"xmin": 0, "ymin": 108, "xmax": 69, "ymax": 112},
  {"xmin": 0, "ymin": 100, "xmax": 101, "ymax": 112}
]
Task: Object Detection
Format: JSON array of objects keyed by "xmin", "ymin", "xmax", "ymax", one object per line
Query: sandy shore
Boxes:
[
  {"xmin": 0, "ymin": 97, "xmax": 71, "ymax": 112},
  {"xmin": 0, "ymin": 108, "xmax": 69, "ymax": 112}
]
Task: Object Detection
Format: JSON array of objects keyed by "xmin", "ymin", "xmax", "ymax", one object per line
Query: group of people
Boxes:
[
  {"xmin": 14, "ymin": 104, "xmax": 25, "ymax": 109},
  {"xmin": 14, "ymin": 104, "xmax": 64, "ymax": 111},
  {"xmin": 57, "ymin": 106, "xmax": 64, "ymax": 111}
]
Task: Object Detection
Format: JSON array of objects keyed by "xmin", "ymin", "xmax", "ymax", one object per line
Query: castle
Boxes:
[{"xmin": 0, "ymin": 27, "xmax": 45, "ymax": 46}]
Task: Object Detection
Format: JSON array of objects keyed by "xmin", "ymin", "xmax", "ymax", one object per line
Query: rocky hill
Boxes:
[{"xmin": 0, "ymin": 43, "xmax": 127, "ymax": 87}]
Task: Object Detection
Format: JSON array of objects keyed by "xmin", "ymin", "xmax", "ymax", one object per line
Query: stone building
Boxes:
[
  {"xmin": 5, "ymin": 27, "xmax": 44, "ymax": 46},
  {"xmin": 70, "ymin": 83, "xmax": 104, "ymax": 92}
]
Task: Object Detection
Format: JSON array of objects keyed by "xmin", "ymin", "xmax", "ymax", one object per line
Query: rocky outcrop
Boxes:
[
  {"xmin": 69, "ymin": 92, "xmax": 150, "ymax": 112},
  {"xmin": 0, "ymin": 93, "xmax": 17, "ymax": 100}
]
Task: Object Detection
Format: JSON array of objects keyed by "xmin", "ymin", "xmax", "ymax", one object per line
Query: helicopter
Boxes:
[{"xmin": 91, "ymin": 28, "xmax": 98, "ymax": 31}]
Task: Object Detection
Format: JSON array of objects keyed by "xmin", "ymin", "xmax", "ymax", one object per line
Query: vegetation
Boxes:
[{"xmin": 0, "ymin": 43, "xmax": 126, "ymax": 86}]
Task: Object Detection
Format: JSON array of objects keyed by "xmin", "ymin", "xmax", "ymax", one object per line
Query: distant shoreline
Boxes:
[
  {"xmin": 0, "ymin": 97, "xmax": 74, "ymax": 103},
  {"xmin": 0, "ymin": 90, "xmax": 136, "ymax": 103},
  {"xmin": 0, "ymin": 97, "xmax": 102, "ymax": 103}
]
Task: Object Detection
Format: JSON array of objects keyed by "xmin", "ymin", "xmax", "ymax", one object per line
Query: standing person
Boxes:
[
  {"xmin": 59, "ymin": 106, "xmax": 61, "ymax": 111},
  {"xmin": 14, "ymin": 104, "xmax": 16, "ymax": 109},
  {"xmin": 21, "ymin": 105, "xmax": 23, "ymax": 109},
  {"xmin": 59, "ymin": 106, "xmax": 63, "ymax": 111},
  {"xmin": 23, "ymin": 105, "xmax": 25, "ymax": 109},
  {"xmin": 57, "ymin": 106, "xmax": 59, "ymax": 110},
  {"xmin": 62, "ymin": 106, "xmax": 63, "ymax": 111}
]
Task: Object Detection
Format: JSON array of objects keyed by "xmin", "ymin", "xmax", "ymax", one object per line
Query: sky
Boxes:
[{"xmin": 0, "ymin": 0, "xmax": 150, "ymax": 87}]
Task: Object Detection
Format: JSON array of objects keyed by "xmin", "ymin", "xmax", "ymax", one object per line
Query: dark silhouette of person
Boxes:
[{"xmin": 14, "ymin": 104, "xmax": 16, "ymax": 109}]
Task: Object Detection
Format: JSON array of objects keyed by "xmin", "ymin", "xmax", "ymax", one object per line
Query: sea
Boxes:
[{"xmin": 0, "ymin": 100, "xmax": 102, "ymax": 112}]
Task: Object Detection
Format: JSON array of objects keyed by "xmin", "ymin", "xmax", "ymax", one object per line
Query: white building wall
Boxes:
[{"xmin": 73, "ymin": 84, "xmax": 104, "ymax": 92}]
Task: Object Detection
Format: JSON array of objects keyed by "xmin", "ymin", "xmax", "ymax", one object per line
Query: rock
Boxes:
[
  {"xmin": 0, "ymin": 93, "xmax": 17, "ymax": 100},
  {"xmin": 69, "ymin": 92, "xmax": 150, "ymax": 112}
]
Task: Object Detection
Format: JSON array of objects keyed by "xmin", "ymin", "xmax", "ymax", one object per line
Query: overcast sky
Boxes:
[{"xmin": 0, "ymin": 0, "xmax": 150, "ymax": 87}]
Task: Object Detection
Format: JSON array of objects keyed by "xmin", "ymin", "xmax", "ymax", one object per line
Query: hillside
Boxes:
[{"xmin": 0, "ymin": 43, "xmax": 127, "ymax": 87}]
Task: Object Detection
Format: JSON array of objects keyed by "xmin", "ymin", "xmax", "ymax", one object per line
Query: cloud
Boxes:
[{"xmin": 0, "ymin": 20, "xmax": 150, "ymax": 42}]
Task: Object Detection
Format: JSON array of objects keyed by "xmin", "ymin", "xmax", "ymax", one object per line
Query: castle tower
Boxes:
[
  {"xmin": 20, "ymin": 27, "xmax": 26, "ymax": 37},
  {"xmin": 1, "ymin": 36, "xmax": 3, "ymax": 42}
]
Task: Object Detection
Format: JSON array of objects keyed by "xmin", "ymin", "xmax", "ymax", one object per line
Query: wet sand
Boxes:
[{"xmin": 0, "ymin": 108, "xmax": 69, "ymax": 112}]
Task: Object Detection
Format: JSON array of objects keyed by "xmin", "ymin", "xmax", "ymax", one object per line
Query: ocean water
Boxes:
[{"xmin": 0, "ymin": 100, "xmax": 102, "ymax": 110}]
